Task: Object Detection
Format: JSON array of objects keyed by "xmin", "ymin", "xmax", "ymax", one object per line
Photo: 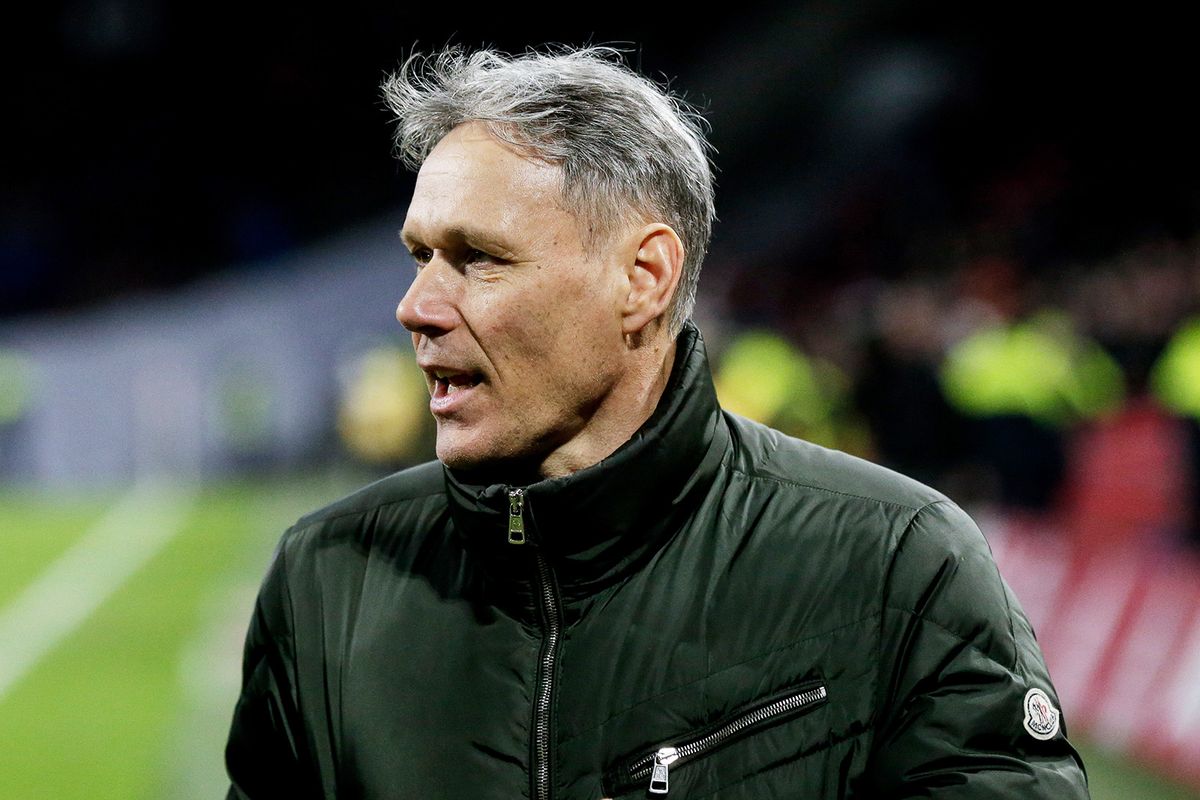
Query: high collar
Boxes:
[{"xmin": 444, "ymin": 322, "xmax": 730, "ymax": 614}]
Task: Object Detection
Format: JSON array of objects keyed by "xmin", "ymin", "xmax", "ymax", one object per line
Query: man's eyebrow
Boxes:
[{"xmin": 400, "ymin": 225, "xmax": 512, "ymax": 251}]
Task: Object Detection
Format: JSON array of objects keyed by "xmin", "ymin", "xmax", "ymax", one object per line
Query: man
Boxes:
[{"xmin": 225, "ymin": 46, "xmax": 1090, "ymax": 799}]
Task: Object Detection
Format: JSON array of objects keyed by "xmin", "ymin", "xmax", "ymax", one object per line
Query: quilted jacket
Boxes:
[{"xmin": 225, "ymin": 322, "xmax": 1090, "ymax": 799}]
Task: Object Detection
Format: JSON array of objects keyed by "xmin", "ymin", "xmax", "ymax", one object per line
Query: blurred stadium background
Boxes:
[{"xmin": 3, "ymin": 2, "xmax": 1200, "ymax": 797}]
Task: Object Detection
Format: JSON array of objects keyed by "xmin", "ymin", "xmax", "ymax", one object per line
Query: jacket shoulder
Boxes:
[
  {"xmin": 719, "ymin": 411, "xmax": 993, "ymax": 620},
  {"xmin": 292, "ymin": 460, "xmax": 445, "ymax": 531},
  {"xmin": 271, "ymin": 461, "xmax": 449, "ymax": 564},
  {"xmin": 723, "ymin": 413, "xmax": 1028, "ymax": 668},
  {"xmin": 723, "ymin": 411, "xmax": 947, "ymax": 512}
]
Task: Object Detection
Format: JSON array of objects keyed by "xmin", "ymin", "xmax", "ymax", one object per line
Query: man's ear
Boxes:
[{"xmin": 622, "ymin": 223, "xmax": 685, "ymax": 336}]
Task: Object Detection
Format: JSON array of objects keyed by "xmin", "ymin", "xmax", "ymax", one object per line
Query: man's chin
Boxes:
[
  {"xmin": 436, "ymin": 447, "xmax": 488, "ymax": 472},
  {"xmin": 436, "ymin": 436, "xmax": 504, "ymax": 473},
  {"xmin": 435, "ymin": 435, "xmax": 546, "ymax": 484}
]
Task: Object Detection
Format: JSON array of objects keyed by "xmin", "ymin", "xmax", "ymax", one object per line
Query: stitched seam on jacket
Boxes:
[
  {"xmin": 882, "ymin": 499, "xmax": 1019, "ymax": 671},
  {"xmin": 725, "ymin": 465, "xmax": 931, "ymax": 512},
  {"xmin": 689, "ymin": 724, "xmax": 870, "ymax": 800},
  {"xmin": 874, "ymin": 501, "xmax": 930, "ymax": 761},
  {"xmin": 559, "ymin": 611, "xmax": 881, "ymax": 745},
  {"xmin": 879, "ymin": 606, "xmax": 1018, "ymax": 667},
  {"xmin": 276, "ymin": 532, "xmax": 305, "ymax": 775},
  {"xmin": 278, "ymin": 533, "xmax": 299, "ymax": 685},
  {"xmin": 883, "ymin": 500, "xmax": 952, "ymax": 573},
  {"xmin": 996, "ymin": 568, "xmax": 1020, "ymax": 674},
  {"xmin": 289, "ymin": 492, "xmax": 446, "ymax": 535}
]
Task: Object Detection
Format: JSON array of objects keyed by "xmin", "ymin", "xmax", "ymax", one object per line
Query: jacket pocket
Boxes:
[{"xmin": 601, "ymin": 679, "xmax": 828, "ymax": 797}]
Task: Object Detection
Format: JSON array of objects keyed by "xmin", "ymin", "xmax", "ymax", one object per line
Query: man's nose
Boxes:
[{"xmin": 396, "ymin": 261, "xmax": 458, "ymax": 335}]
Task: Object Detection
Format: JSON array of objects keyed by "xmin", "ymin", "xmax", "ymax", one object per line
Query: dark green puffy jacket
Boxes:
[{"xmin": 226, "ymin": 323, "xmax": 1090, "ymax": 799}]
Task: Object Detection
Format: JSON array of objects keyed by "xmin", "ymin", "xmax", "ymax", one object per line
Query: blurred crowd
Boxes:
[{"xmin": 707, "ymin": 231, "xmax": 1200, "ymax": 554}]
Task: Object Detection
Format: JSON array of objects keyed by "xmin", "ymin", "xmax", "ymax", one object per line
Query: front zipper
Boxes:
[
  {"xmin": 604, "ymin": 680, "xmax": 829, "ymax": 797},
  {"xmin": 508, "ymin": 487, "xmax": 527, "ymax": 544},
  {"xmin": 532, "ymin": 548, "xmax": 561, "ymax": 800},
  {"xmin": 509, "ymin": 487, "xmax": 563, "ymax": 800}
]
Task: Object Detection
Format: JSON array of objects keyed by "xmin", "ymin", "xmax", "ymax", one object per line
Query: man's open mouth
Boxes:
[{"xmin": 431, "ymin": 371, "xmax": 483, "ymax": 399}]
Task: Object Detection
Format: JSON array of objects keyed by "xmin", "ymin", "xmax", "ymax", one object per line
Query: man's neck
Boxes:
[{"xmin": 536, "ymin": 335, "xmax": 678, "ymax": 479}]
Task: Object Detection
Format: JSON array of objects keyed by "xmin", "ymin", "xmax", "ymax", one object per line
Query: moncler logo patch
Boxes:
[{"xmin": 1023, "ymin": 687, "xmax": 1061, "ymax": 740}]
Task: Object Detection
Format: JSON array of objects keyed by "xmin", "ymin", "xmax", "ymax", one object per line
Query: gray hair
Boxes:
[{"xmin": 381, "ymin": 45, "xmax": 716, "ymax": 336}]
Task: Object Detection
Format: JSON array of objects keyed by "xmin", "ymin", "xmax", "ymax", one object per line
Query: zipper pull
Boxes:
[
  {"xmin": 507, "ymin": 488, "xmax": 526, "ymax": 545},
  {"xmin": 648, "ymin": 747, "xmax": 678, "ymax": 795}
]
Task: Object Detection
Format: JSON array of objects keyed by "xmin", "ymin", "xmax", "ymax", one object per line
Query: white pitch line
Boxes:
[{"xmin": 0, "ymin": 481, "xmax": 196, "ymax": 702}]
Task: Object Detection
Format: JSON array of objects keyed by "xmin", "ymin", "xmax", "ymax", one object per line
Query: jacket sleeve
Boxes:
[
  {"xmin": 864, "ymin": 500, "xmax": 1090, "ymax": 798},
  {"xmin": 224, "ymin": 534, "xmax": 323, "ymax": 800}
]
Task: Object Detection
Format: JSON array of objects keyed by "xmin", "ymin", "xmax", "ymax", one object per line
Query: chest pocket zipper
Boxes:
[{"xmin": 602, "ymin": 680, "xmax": 829, "ymax": 797}]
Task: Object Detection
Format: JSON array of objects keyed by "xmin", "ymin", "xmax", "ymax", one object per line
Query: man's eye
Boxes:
[
  {"xmin": 410, "ymin": 248, "xmax": 432, "ymax": 266},
  {"xmin": 465, "ymin": 248, "xmax": 494, "ymax": 264}
]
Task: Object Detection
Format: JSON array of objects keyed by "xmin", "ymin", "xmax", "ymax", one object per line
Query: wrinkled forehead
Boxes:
[
  {"xmin": 403, "ymin": 122, "xmax": 595, "ymax": 251},
  {"xmin": 402, "ymin": 123, "xmax": 570, "ymax": 239},
  {"xmin": 420, "ymin": 123, "xmax": 562, "ymax": 197}
]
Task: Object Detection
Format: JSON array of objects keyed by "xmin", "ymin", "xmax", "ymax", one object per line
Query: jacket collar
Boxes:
[{"xmin": 443, "ymin": 322, "xmax": 730, "ymax": 610}]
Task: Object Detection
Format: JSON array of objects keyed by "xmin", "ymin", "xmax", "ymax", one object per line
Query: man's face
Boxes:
[{"xmin": 397, "ymin": 122, "xmax": 629, "ymax": 473}]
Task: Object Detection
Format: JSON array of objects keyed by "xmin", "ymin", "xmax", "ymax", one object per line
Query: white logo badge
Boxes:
[{"xmin": 1023, "ymin": 687, "xmax": 1061, "ymax": 740}]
